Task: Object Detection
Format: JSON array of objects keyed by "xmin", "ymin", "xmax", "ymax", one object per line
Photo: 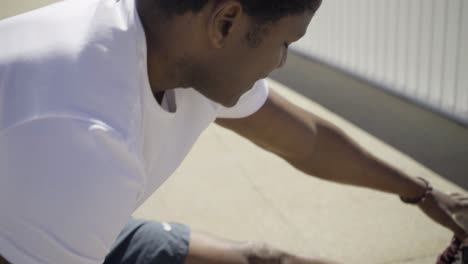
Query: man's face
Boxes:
[{"xmin": 191, "ymin": 7, "xmax": 316, "ymax": 107}]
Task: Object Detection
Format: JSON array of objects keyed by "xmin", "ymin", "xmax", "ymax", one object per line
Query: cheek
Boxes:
[
  {"xmin": 216, "ymin": 46, "xmax": 278, "ymax": 93},
  {"xmin": 256, "ymin": 46, "xmax": 283, "ymax": 76}
]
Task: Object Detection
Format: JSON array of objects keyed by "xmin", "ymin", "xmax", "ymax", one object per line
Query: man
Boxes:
[{"xmin": 0, "ymin": 0, "xmax": 466, "ymax": 263}]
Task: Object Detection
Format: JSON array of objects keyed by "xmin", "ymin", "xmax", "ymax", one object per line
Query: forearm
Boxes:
[
  {"xmin": 186, "ymin": 232, "xmax": 341, "ymax": 264},
  {"xmin": 244, "ymin": 242, "xmax": 342, "ymax": 264},
  {"xmin": 286, "ymin": 121, "xmax": 425, "ymax": 198}
]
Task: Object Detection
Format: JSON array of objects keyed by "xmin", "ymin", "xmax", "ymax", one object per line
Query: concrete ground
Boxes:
[
  {"xmin": 133, "ymin": 79, "xmax": 466, "ymax": 264},
  {"xmin": 270, "ymin": 51, "xmax": 468, "ymax": 191},
  {"xmin": 2, "ymin": 2, "xmax": 467, "ymax": 263}
]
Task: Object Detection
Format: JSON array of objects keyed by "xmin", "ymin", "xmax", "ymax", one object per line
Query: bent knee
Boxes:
[{"xmin": 244, "ymin": 242, "xmax": 287, "ymax": 264}]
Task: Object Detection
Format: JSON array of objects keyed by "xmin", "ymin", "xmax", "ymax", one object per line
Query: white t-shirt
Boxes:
[{"xmin": 0, "ymin": 0, "xmax": 269, "ymax": 263}]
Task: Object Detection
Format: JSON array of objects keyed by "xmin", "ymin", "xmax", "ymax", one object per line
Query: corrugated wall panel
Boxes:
[
  {"xmin": 457, "ymin": 1, "xmax": 468, "ymax": 118},
  {"xmin": 293, "ymin": 0, "xmax": 468, "ymax": 126}
]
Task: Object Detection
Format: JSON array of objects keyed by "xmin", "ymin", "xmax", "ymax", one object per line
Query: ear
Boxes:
[{"xmin": 208, "ymin": 1, "xmax": 243, "ymax": 48}]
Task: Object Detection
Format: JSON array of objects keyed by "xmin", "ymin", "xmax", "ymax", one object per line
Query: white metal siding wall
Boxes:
[{"xmin": 293, "ymin": 0, "xmax": 468, "ymax": 126}]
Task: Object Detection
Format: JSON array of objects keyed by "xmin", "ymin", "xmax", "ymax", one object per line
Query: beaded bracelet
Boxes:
[{"xmin": 400, "ymin": 177, "xmax": 433, "ymax": 204}]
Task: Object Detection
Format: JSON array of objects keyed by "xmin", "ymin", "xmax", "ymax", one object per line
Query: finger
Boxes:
[
  {"xmin": 450, "ymin": 194, "xmax": 468, "ymax": 202},
  {"xmin": 450, "ymin": 193, "xmax": 463, "ymax": 201},
  {"xmin": 453, "ymin": 197, "xmax": 468, "ymax": 204},
  {"xmin": 451, "ymin": 200, "xmax": 468, "ymax": 212},
  {"xmin": 450, "ymin": 193, "xmax": 467, "ymax": 198}
]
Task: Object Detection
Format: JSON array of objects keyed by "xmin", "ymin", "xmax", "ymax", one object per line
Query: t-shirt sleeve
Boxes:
[
  {"xmin": 215, "ymin": 78, "xmax": 269, "ymax": 119},
  {"xmin": 0, "ymin": 116, "xmax": 145, "ymax": 264}
]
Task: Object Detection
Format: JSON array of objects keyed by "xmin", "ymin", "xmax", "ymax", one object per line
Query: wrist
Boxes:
[{"xmin": 399, "ymin": 176, "xmax": 427, "ymax": 197}]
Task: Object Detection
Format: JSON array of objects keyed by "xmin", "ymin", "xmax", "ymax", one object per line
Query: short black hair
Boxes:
[
  {"xmin": 155, "ymin": 0, "xmax": 321, "ymax": 48},
  {"xmin": 156, "ymin": 0, "xmax": 322, "ymax": 23}
]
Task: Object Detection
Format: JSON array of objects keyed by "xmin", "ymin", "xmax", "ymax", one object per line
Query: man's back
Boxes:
[{"xmin": 0, "ymin": 1, "xmax": 148, "ymax": 263}]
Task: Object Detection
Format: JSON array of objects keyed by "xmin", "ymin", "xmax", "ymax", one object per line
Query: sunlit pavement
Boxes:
[
  {"xmin": 134, "ymin": 80, "xmax": 464, "ymax": 264},
  {"xmin": 2, "ymin": 3, "xmax": 466, "ymax": 263}
]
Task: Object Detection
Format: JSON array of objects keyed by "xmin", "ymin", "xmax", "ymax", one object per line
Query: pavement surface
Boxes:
[
  {"xmin": 2, "ymin": 2, "xmax": 467, "ymax": 263},
  {"xmin": 134, "ymin": 79, "xmax": 465, "ymax": 264},
  {"xmin": 271, "ymin": 51, "xmax": 468, "ymax": 191}
]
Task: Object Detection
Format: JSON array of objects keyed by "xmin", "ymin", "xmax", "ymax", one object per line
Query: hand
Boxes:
[{"xmin": 417, "ymin": 189, "xmax": 468, "ymax": 241}]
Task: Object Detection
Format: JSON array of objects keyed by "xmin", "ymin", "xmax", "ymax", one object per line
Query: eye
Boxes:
[{"xmin": 284, "ymin": 43, "xmax": 289, "ymax": 49}]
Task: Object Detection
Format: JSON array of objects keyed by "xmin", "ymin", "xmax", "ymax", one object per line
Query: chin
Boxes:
[
  {"xmin": 214, "ymin": 92, "xmax": 243, "ymax": 108},
  {"xmin": 219, "ymin": 97, "xmax": 240, "ymax": 108},
  {"xmin": 220, "ymin": 82, "xmax": 256, "ymax": 108}
]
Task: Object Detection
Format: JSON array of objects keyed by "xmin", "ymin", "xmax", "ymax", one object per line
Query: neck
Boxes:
[{"xmin": 136, "ymin": 0, "xmax": 186, "ymax": 94}]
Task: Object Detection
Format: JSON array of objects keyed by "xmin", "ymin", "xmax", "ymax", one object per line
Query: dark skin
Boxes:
[
  {"xmin": 137, "ymin": 0, "xmax": 311, "ymax": 107},
  {"xmin": 136, "ymin": 0, "xmax": 468, "ymax": 263}
]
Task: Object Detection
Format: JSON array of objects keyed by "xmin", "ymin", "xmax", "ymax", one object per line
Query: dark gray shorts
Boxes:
[{"xmin": 103, "ymin": 218, "xmax": 190, "ymax": 264}]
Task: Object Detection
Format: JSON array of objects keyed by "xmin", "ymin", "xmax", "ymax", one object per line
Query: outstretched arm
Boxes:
[
  {"xmin": 216, "ymin": 89, "xmax": 424, "ymax": 196},
  {"xmin": 216, "ymin": 88, "xmax": 468, "ymax": 240}
]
